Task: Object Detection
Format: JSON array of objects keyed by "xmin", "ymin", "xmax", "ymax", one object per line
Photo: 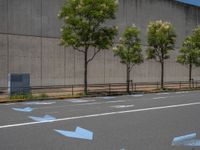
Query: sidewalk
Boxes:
[{"xmin": 0, "ymin": 82, "xmax": 198, "ymax": 103}]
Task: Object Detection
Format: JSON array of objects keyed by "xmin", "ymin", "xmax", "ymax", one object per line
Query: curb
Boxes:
[{"xmin": 0, "ymin": 88, "xmax": 199, "ymax": 104}]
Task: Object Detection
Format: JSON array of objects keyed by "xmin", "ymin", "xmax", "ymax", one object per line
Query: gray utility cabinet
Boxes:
[{"xmin": 8, "ymin": 74, "xmax": 30, "ymax": 95}]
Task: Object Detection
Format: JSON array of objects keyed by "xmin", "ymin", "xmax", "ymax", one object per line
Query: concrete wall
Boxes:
[{"xmin": 0, "ymin": 0, "xmax": 200, "ymax": 87}]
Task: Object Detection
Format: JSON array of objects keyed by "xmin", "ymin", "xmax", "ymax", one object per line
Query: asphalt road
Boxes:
[{"xmin": 0, "ymin": 91, "xmax": 200, "ymax": 150}]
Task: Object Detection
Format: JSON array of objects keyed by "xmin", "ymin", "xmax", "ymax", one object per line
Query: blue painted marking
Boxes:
[
  {"xmin": 172, "ymin": 133, "xmax": 196, "ymax": 145},
  {"xmin": 12, "ymin": 107, "xmax": 33, "ymax": 112},
  {"xmin": 176, "ymin": 0, "xmax": 200, "ymax": 7},
  {"xmin": 172, "ymin": 133, "xmax": 200, "ymax": 147},
  {"xmin": 29, "ymin": 115, "xmax": 56, "ymax": 122},
  {"xmin": 183, "ymin": 140, "xmax": 200, "ymax": 147},
  {"xmin": 54, "ymin": 126, "xmax": 93, "ymax": 140}
]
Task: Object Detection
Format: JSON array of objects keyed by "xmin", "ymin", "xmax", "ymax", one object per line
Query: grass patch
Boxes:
[
  {"xmin": 9, "ymin": 93, "xmax": 49, "ymax": 100},
  {"xmin": 38, "ymin": 93, "xmax": 49, "ymax": 99},
  {"xmin": 8, "ymin": 92, "xmax": 84, "ymax": 101},
  {"xmin": 9, "ymin": 93, "xmax": 34, "ymax": 100}
]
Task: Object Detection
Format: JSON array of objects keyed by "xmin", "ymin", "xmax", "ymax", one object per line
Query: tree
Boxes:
[
  {"xmin": 146, "ymin": 20, "xmax": 176, "ymax": 89},
  {"xmin": 177, "ymin": 26, "xmax": 200, "ymax": 87},
  {"xmin": 58, "ymin": 0, "xmax": 118, "ymax": 94},
  {"xmin": 113, "ymin": 25, "xmax": 143, "ymax": 94}
]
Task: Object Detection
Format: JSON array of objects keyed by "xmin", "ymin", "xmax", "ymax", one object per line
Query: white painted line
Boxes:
[
  {"xmin": 104, "ymin": 100, "xmax": 125, "ymax": 104},
  {"xmin": 131, "ymin": 94, "xmax": 143, "ymax": 97},
  {"xmin": 156, "ymin": 93, "xmax": 169, "ymax": 95},
  {"xmin": 0, "ymin": 103, "xmax": 17, "ymax": 106},
  {"xmin": 176, "ymin": 91, "xmax": 189, "ymax": 94},
  {"xmin": 100, "ymin": 96, "xmax": 115, "ymax": 100},
  {"xmin": 1, "ymin": 102, "xmax": 200, "ymax": 129},
  {"xmin": 153, "ymin": 97, "xmax": 167, "ymax": 100},
  {"xmin": 72, "ymin": 100, "xmax": 126, "ymax": 106},
  {"xmin": 68, "ymin": 99, "xmax": 96, "ymax": 103},
  {"xmin": 110, "ymin": 105, "xmax": 134, "ymax": 108},
  {"xmin": 24, "ymin": 102, "xmax": 56, "ymax": 105},
  {"xmin": 34, "ymin": 100, "xmax": 125, "ymax": 110}
]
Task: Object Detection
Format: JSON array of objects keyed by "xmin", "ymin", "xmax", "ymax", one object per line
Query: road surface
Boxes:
[{"xmin": 0, "ymin": 91, "xmax": 200, "ymax": 150}]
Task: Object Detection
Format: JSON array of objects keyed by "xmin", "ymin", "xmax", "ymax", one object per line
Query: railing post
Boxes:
[
  {"xmin": 179, "ymin": 81, "xmax": 181, "ymax": 89},
  {"xmin": 130, "ymin": 80, "xmax": 133, "ymax": 93},
  {"xmin": 131, "ymin": 80, "xmax": 133, "ymax": 93},
  {"xmin": 193, "ymin": 79, "xmax": 195, "ymax": 88},
  {"xmin": 108, "ymin": 84, "xmax": 111, "ymax": 95},
  {"xmin": 157, "ymin": 82, "xmax": 159, "ymax": 89},
  {"xmin": 72, "ymin": 85, "xmax": 74, "ymax": 96},
  {"xmin": 134, "ymin": 83, "xmax": 136, "ymax": 92}
]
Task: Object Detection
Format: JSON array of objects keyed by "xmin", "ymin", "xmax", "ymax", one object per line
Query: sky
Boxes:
[{"xmin": 176, "ymin": 0, "xmax": 200, "ymax": 7}]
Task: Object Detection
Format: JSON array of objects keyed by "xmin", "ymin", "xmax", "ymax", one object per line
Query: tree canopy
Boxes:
[
  {"xmin": 58, "ymin": 0, "xmax": 118, "ymax": 94},
  {"xmin": 177, "ymin": 26, "xmax": 200, "ymax": 84},
  {"xmin": 146, "ymin": 20, "xmax": 176, "ymax": 89},
  {"xmin": 58, "ymin": 0, "xmax": 118, "ymax": 56},
  {"xmin": 177, "ymin": 36, "xmax": 200, "ymax": 66},
  {"xmin": 113, "ymin": 25, "xmax": 143, "ymax": 93},
  {"xmin": 146, "ymin": 20, "xmax": 176, "ymax": 62},
  {"xmin": 113, "ymin": 25, "xmax": 143, "ymax": 67}
]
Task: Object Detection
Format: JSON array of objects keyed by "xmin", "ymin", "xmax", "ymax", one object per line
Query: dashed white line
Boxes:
[
  {"xmin": 73, "ymin": 100, "xmax": 126, "ymax": 106},
  {"xmin": 68, "ymin": 99, "xmax": 96, "ymax": 103},
  {"xmin": 131, "ymin": 94, "xmax": 143, "ymax": 97},
  {"xmin": 156, "ymin": 93, "xmax": 169, "ymax": 95},
  {"xmin": 24, "ymin": 102, "xmax": 56, "ymax": 105},
  {"xmin": 34, "ymin": 100, "xmax": 126, "ymax": 110},
  {"xmin": 0, "ymin": 103, "xmax": 17, "ymax": 106},
  {"xmin": 175, "ymin": 91, "xmax": 189, "ymax": 94},
  {"xmin": 153, "ymin": 97, "xmax": 167, "ymax": 100},
  {"xmin": 110, "ymin": 105, "xmax": 134, "ymax": 108},
  {"xmin": 100, "ymin": 96, "xmax": 115, "ymax": 100}
]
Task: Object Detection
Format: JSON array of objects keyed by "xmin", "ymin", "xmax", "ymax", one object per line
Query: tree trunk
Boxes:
[
  {"xmin": 161, "ymin": 61, "xmax": 164, "ymax": 90},
  {"xmin": 84, "ymin": 50, "xmax": 88, "ymax": 95},
  {"xmin": 126, "ymin": 64, "xmax": 130, "ymax": 94},
  {"xmin": 189, "ymin": 63, "xmax": 192, "ymax": 88}
]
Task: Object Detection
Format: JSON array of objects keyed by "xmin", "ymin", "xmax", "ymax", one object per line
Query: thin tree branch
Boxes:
[
  {"xmin": 72, "ymin": 46, "xmax": 85, "ymax": 53},
  {"xmin": 154, "ymin": 48, "xmax": 162, "ymax": 63},
  {"xmin": 87, "ymin": 48, "xmax": 101, "ymax": 63},
  {"xmin": 130, "ymin": 63, "xmax": 135, "ymax": 71}
]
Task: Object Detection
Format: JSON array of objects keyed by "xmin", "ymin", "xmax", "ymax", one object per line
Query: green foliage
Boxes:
[
  {"xmin": 9, "ymin": 93, "xmax": 49, "ymax": 100},
  {"xmin": 113, "ymin": 25, "xmax": 143, "ymax": 66},
  {"xmin": 177, "ymin": 26, "xmax": 200, "ymax": 66},
  {"xmin": 58, "ymin": 0, "xmax": 118, "ymax": 55},
  {"xmin": 38, "ymin": 93, "xmax": 49, "ymax": 99},
  {"xmin": 146, "ymin": 20, "xmax": 176, "ymax": 89},
  {"xmin": 58, "ymin": 0, "xmax": 118, "ymax": 94},
  {"xmin": 146, "ymin": 20, "xmax": 176, "ymax": 62},
  {"xmin": 9, "ymin": 93, "xmax": 33, "ymax": 100},
  {"xmin": 113, "ymin": 25, "xmax": 143, "ymax": 94}
]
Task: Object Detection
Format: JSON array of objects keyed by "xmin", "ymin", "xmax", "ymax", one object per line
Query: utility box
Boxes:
[{"xmin": 8, "ymin": 74, "xmax": 30, "ymax": 95}]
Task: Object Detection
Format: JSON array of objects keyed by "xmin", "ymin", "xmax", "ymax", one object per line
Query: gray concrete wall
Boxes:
[{"xmin": 0, "ymin": 0, "xmax": 200, "ymax": 87}]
